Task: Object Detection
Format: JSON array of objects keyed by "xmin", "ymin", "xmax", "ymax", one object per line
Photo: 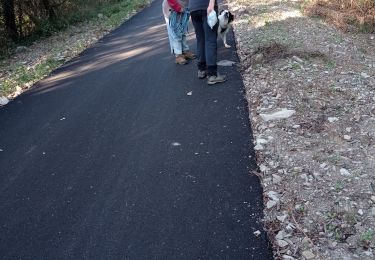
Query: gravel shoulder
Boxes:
[{"xmin": 227, "ymin": 0, "xmax": 375, "ymax": 259}]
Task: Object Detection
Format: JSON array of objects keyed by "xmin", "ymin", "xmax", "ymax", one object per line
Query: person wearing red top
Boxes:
[{"xmin": 162, "ymin": 0, "xmax": 195, "ymax": 65}]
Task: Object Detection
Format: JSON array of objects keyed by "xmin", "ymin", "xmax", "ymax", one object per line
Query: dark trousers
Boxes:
[{"xmin": 191, "ymin": 10, "xmax": 218, "ymax": 76}]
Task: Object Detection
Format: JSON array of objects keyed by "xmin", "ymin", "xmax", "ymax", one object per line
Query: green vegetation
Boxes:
[{"xmin": 0, "ymin": 0, "xmax": 150, "ymax": 96}]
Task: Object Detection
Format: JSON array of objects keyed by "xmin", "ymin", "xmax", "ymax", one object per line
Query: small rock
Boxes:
[
  {"xmin": 254, "ymin": 53, "xmax": 264, "ymax": 63},
  {"xmin": 370, "ymin": 196, "xmax": 375, "ymax": 203},
  {"xmin": 266, "ymin": 200, "xmax": 277, "ymax": 209},
  {"xmin": 343, "ymin": 135, "xmax": 351, "ymax": 141},
  {"xmin": 277, "ymin": 239, "xmax": 289, "ymax": 248},
  {"xmin": 256, "ymin": 138, "xmax": 268, "ymax": 145},
  {"xmin": 187, "ymin": 91, "xmax": 192, "ymax": 96},
  {"xmin": 272, "ymin": 174, "xmax": 282, "ymax": 184},
  {"xmin": 267, "ymin": 191, "xmax": 280, "ymax": 202},
  {"xmin": 282, "ymin": 255, "xmax": 295, "ymax": 260},
  {"xmin": 171, "ymin": 142, "xmax": 181, "ymax": 146},
  {"xmin": 0, "ymin": 148, "xmax": 3, "ymax": 152},
  {"xmin": 97, "ymin": 13, "xmax": 104, "ymax": 19},
  {"xmin": 302, "ymin": 250, "xmax": 315, "ymax": 259},
  {"xmin": 277, "ymin": 214, "xmax": 287, "ymax": 222},
  {"xmin": 340, "ymin": 168, "xmax": 351, "ymax": 176},
  {"xmin": 0, "ymin": 96, "xmax": 9, "ymax": 106},
  {"xmin": 358, "ymin": 209, "xmax": 364, "ymax": 215},
  {"xmin": 328, "ymin": 117, "xmax": 339, "ymax": 123},
  {"xmin": 346, "ymin": 127, "xmax": 352, "ymax": 132},
  {"xmin": 259, "ymin": 164, "xmax": 269, "ymax": 172},
  {"xmin": 302, "ymin": 237, "xmax": 310, "ymax": 245},
  {"xmin": 292, "ymin": 124, "xmax": 300, "ymax": 129},
  {"xmin": 292, "ymin": 56, "xmax": 303, "ymax": 63},
  {"xmin": 260, "ymin": 109, "xmax": 295, "ymax": 121},
  {"xmin": 254, "ymin": 144, "xmax": 264, "ymax": 151},
  {"xmin": 360, "ymin": 72, "xmax": 370, "ymax": 78},
  {"xmin": 276, "ymin": 230, "xmax": 286, "ymax": 240},
  {"xmin": 15, "ymin": 46, "xmax": 29, "ymax": 53},
  {"xmin": 253, "ymin": 230, "xmax": 261, "ymax": 236}
]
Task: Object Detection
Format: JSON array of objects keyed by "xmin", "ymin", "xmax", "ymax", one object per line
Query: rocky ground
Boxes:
[{"xmin": 227, "ymin": 0, "xmax": 375, "ymax": 259}]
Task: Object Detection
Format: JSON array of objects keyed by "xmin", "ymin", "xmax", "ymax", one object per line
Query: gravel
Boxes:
[{"xmin": 227, "ymin": 0, "xmax": 375, "ymax": 259}]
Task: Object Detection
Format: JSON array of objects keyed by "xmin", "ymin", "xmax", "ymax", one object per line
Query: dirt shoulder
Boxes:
[
  {"xmin": 227, "ymin": 0, "xmax": 375, "ymax": 259},
  {"xmin": 0, "ymin": 0, "xmax": 153, "ymax": 105}
]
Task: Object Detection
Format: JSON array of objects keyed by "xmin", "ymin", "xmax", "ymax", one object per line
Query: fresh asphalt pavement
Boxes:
[{"xmin": 0, "ymin": 0, "xmax": 273, "ymax": 259}]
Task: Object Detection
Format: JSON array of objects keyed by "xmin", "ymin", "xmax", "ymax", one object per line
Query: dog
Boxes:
[{"xmin": 218, "ymin": 10, "xmax": 234, "ymax": 48}]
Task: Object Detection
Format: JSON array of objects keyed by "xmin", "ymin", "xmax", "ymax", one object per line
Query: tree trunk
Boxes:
[
  {"xmin": 1, "ymin": 0, "xmax": 18, "ymax": 40},
  {"xmin": 42, "ymin": 0, "xmax": 56, "ymax": 21}
]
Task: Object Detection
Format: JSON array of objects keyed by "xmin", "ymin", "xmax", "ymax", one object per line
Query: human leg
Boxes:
[{"xmin": 191, "ymin": 11, "xmax": 207, "ymax": 74}]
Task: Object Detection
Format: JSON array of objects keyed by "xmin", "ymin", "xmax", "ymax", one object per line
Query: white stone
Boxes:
[
  {"xmin": 346, "ymin": 127, "xmax": 352, "ymax": 132},
  {"xmin": 260, "ymin": 109, "xmax": 295, "ymax": 121},
  {"xmin": 187, "ymin": 91, "xmax": 192, "ymax": 96},
  {"xmin": 0, "ymin": 96, "xmax": 9, "ymax": 106},
  {"xmin": 340, "ymin": 168, "xmax": 351, "ymax": 176},
  {"xmin": 259, "ymin": 164, "xmax": 269, "ymax": 172},
  {"xmin": 292, "ymin": 56, "xmax": 303, "ymax": 63},
  {"xmin": 282, "ymin": 255, "xmax": 295, "ymax": 260},
  {"xmin": 267, "ymin": 191, "xmax": 280, "ymax": 202},
  {"xmin": 276, "ymin": 230, "xmax": 286, "ymax": 240},
  {"xmin": 302, "ymin": 250, "xmax": 315, "ymax": 259},
  {"xmin": 277, "ymin": 239, "xmax": 289, "ymax": 247},
  {"xmin": 328, "ymin": 117, "xmax": 339, "ymax": 123},
  {"xmin": 256, "ymin": 138, "xmax": 268, "ymax": 145},
  {"xmin": 253, "ymin": 230, "xmax": 261, "ymax": 236},
  {"xmin": 266, "ymin": 200, "xmax": 277, "ymax": 209},
  {"xmin": 277, "ymin": 214, "xmax": 288, "ymax": 222},
  {"xmin": 361, "ymin": 72, "xmax": 370, "ymax": 78},
  {"xmin": 343, "ymin": 135, "xmax": 351, "ymax": 141},
  {"xmin": 358, "ymin": 209, "xmax": 364, "ymax": 215},
  {"xmin": 254, "ymin": 144, "xmax": 264, "ymax": 151},
  {"xmin": 292, "ymin": 124, "xmax": 300, "ymax": 129},
  {"xmin": 272, "ymin": 174, "xmax": 282, "ymax": 184}
]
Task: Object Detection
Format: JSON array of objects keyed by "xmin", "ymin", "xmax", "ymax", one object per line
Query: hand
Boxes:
[{"xmin": 207, "ymin": 3, "xmax": 214, "ymax": 15}]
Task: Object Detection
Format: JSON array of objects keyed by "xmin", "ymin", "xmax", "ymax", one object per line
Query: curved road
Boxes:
[{"xmin": 0, "ymin": 0, "xmax": 273, "ymax": 259}]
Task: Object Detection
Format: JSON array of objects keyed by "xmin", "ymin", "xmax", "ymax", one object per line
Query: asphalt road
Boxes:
[{"xmin": 0, "ymin": 0, "xmax": 273, "ymax": 259}]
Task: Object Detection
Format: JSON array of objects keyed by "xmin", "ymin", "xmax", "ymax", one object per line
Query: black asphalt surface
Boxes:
[{"xmin": 0, "ymin": 1, "xmax": 273, "ymax": 259}]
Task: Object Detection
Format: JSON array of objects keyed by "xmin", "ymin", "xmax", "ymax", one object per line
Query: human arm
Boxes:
[
  {"xmin": 167, "ymin": 0, "xmax": 183, "ymax": 12},
  {"xmin": 207, "ymin": 0, "xmax": 215, "ymax": 15}
]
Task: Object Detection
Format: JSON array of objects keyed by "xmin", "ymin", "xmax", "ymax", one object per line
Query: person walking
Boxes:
[
  {"xmin": 189, "ymin": 0, "xmax": 226, "ymax": 84},
  {"xmin": 162, "ymin": 0, "xmax": 196, "ymax": 65}
]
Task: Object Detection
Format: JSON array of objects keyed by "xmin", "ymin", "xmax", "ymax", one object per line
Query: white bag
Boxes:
[{"xmin": 207, "ymin": 10, "xmax": 218, "ymax": 29}]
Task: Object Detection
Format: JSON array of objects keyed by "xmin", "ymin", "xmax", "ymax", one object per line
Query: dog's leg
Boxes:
[{"xmin": 223, "ymin": 33, "xmax": 231, "ymax": 48}]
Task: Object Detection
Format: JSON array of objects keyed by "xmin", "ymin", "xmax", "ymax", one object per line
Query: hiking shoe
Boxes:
[
  {"xmin": 198, "ymin": 70, "xmax": 207, "ymax": 79},
  {"xmin": 175, "ymin": 55, "xmax": 188, "ymax": 65},
  {"xmin": 183, "ymin": 51, "xmax": 196, "ymax": 60},
  {"xmin": 207, "ymin": 74, "xmax": 227, "ymax": 85}
]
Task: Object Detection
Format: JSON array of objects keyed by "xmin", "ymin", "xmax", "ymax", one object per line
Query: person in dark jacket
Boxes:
[{"xmin": 189, "ymin": 0, "xmax": 226, "ymax": 84}]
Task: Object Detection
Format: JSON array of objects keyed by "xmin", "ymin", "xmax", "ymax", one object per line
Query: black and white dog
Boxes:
[{"xmin": 218, "ymin": 10, "xmax": 234, "ymax": 48}]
